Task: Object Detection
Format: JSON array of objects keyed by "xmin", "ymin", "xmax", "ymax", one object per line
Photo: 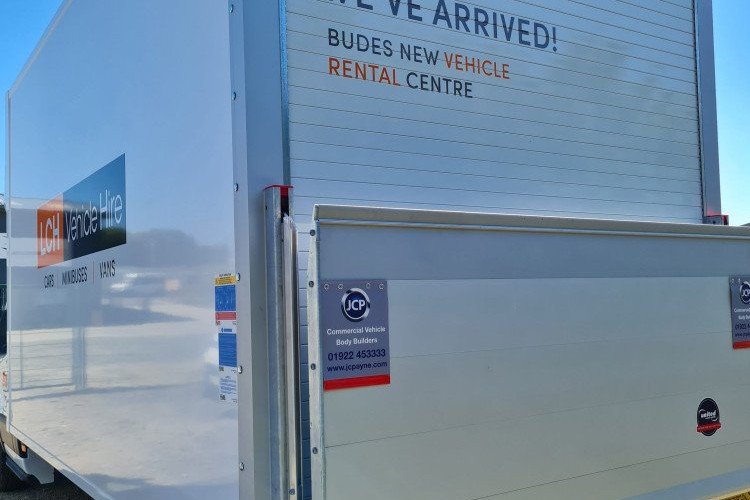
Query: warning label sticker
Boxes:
[
  {"xmin": 219, "ymin": 368, "xmax": 238, "ymax": 404},
  {"xmin": 215, "ymin": 274, "xmax": 238, "ymax": 404},
  {"xmin": 320, "ymin": 280, "xmax": 390, "ymax": 391},
  {"xmin": 214, "ymin": 274, "xmax": 237, "ymax": 286},
  {"xmin": 218, "ymin": 321, "xmax": 238, "ymax": 404},
  {"xmin": 215, "ymin": 279, "xmax": 237, "ymax": 322}
]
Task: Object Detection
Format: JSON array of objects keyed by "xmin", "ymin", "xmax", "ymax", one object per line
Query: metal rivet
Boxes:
[
  {"xmin": 324, "ymin": 284, "xmax": 330, "ymax": 290},
  {"xmin": 234, "ymin": 183, "xmax": 239, "ymax": 192},
  {"xmin": 309, "ymin": 229, "xmax": 316, "ymax": 236},
  {"xmin": 308, "ymin": 281, "xmax": 314, "ymax": 288},
  {"xmin": 239, "ymin": 462, "xmax": 245, "ymax": 471},
  {"xmin": 289, "ymin": 488, "xmax": 296, "ymax": 496},
  {"xmin": 310, "ymin": 363, "xmax": 316, "ymax": 371},
  {"xmin": 232, "ymin": 91, "xmax": 238, "ymax": 101},
  {"xmin": 312, "ymin": 447, "xmax": 318, "ymax": 454},
  {"xmin": 236, "ymin": 273, "xmax": 241, "ymax": 281},
  {"xmin": 229, "ymin": 3, "xmax": 235, "ymax": 13},
  {"xmin": 238, "ymin": 365, "xmax": 243, "ymax": 374}
]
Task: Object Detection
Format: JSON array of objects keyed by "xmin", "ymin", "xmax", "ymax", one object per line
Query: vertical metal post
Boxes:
[
  {"xmin": 5, "ymin": 92, "xmax": 15, "ymax": 397},
  {"xmin": 229, "ymin": 1, "xmax": 288, "ymax": 495},
  {"xmin": 695, "ymin": 0, "xmax": 723, "ymax": 223},
  {"xmin": 307, "ymin": 223, "xmax": 324, "ymax": 500},
  {"xmin": 265, "ymin": 185, "xmax": 300, "ymax": 500},
  {"xmin": 282, "ymin": 216, "xmax": 301, "ymax": 498}
]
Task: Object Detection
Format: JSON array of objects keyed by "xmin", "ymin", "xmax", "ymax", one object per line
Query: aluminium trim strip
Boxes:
[{"xmin": 313, "ymin": 206, "xmax": 750, "ymax": 239}]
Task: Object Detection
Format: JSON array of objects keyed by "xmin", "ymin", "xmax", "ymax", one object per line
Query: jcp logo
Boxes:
[
  {"xmin": 341, "ymin": 288, "xmax": 370, "ymax": 322},
  {"xmin": 741, "ymin": 282, "xmax": 750, "ymax": 305}
]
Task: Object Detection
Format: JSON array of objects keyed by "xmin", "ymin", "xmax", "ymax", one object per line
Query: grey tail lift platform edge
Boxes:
[{"xmin": 306, "ymin": 205, "xmax": 750, "ymax": 500}]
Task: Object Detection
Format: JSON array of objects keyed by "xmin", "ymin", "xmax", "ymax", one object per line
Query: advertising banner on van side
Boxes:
[
  {"xmin": 37, "ymin": 155, "xmax": 126, "ymax": 268},
  {"xmin": 285, "ymin": 0, "xmax": 703, "ymax": 222}
]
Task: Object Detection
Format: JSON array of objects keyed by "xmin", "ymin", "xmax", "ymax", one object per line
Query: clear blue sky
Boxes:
[
  {"xmin": 713, "ymin": 0, "xmax": 750, "ymax": 225},
  {"xmin": 1, "ymin": 1, "xmax": 749, "ymax": 223},
  {"xmin": 0, "ymin": 0, "xmax": 63, "ymax": 193}
]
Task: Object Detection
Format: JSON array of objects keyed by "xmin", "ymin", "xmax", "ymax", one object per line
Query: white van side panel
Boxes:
[{"xmin": 7, "ymin": 2, "xmax": 237, "ymax": 498}]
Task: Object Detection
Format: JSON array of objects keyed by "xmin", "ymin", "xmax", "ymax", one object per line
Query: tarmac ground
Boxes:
[{"xmin": 0, "ymin": 476, "xmax": 90, "ymax": 500}]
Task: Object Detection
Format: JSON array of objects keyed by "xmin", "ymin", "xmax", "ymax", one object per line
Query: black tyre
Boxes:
[{"xmin": 0, "ymin": 447, "xmax": 23, "ymax": 491}]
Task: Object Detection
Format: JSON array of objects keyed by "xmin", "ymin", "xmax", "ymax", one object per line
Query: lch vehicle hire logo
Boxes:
[
  {"xmin": 741, "ymin": 282, "xmax": 750, "ymax": 305},
  {"xmin": 341, "ymin": 288, "xmax": 370, "ymax": 322},
  {"xmin": 37, "ymin": 155, "xmax": 126, "ymax": 268}
]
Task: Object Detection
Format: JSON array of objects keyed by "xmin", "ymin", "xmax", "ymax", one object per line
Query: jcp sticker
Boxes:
[{"xmin": 320, "ymin": 280, "xmax": 390, "ymax": 391}]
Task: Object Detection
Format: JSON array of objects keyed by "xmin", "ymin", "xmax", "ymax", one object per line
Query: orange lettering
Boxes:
[
  {"xmin": 443, "ymin": 52, "xmax": 454, "ymax": 69},
  {"xmin": 483, "ymin": 60, "xmax": 493, "ymax": 77},
  {"xmin": 342, "ymin": 59, "xmax": 352, "ymax": 78},
  {"xmin": 328, "ymin": 57, "xmax": 341, "ymax": 76},
  {"xmin": 355, "ymin": 62, "xmax": 367, "ymax": 80},
  {"xmin": 455, "ymin": 54, "xmax": 464, "ymax": 71}
]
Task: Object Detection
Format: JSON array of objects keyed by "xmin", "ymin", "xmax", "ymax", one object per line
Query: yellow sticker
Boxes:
[{"xmin": 215, "ymin": 274, "xmax": 237, "ymax": 286}]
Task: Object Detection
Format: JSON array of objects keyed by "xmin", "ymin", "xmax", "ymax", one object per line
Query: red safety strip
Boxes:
[
  {"xmin": 324, "ymin": 374, "xmax": 391, "ymax": 391},
  {"xmin": 264, "ymin": 184, "xmax": 293, "ymax": 197},
  {"xmin": 697, "ymin": 422, "xmax": 721, "ymax": 433}
]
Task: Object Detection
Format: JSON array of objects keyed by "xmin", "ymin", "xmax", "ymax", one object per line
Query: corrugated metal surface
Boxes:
[
  {"xmin": 286, "ymin": 0, "xmax": 701, "ymax": 224},
  {"xmin": 284, "ymin": 1, "xmax": 703, "ymax": 495}
]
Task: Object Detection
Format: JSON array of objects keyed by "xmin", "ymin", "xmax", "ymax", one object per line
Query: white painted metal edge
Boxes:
[
  {"xmin": 308, "ymin": 224, "xmax": 326, "ymax": 500},
  {"xmin": 313, "ymin": 205, "xmax": 750, "ymax": 239},
  {"xmin": 7, "ymin": 0, "xmax": 73, "ymax": 98},
  {"xmin": 694, "ymin": 0, "xmax": 722, "ymax": 219}
]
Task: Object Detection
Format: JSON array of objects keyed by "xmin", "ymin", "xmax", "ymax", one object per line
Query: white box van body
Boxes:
[{"xmin": 5, "ymin": 1, "xmax": 737, "ymax": 499}]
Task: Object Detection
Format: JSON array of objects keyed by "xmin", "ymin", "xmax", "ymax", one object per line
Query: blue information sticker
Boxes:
[
  {"xmin": 218, "ymin": 332, "xmax": 237, "ymax": 368},
  {"xmin": 215, "ymin": 284, "xmax": 237, "ymax": 312}
]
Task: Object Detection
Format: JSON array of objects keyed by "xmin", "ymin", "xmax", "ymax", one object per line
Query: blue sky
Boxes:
[
  {"xmin": 713, "ymin": 0, "xmax": 750, "ymax": 225},
  {"xmin": 0, "ymin": 0, "xmax": 63, "ymax": 192},
  {"xmin": 1, "ymin": 1, "xmax": 749, "ymax": 223}
]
